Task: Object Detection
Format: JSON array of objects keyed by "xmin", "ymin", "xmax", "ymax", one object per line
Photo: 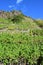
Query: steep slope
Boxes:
[
  {"xmin": 0, "ymin": 10, "xmax": 43, "ymax": 34},
  {"xmin": 0, "ymin": 10, "xmax": 43, "ymax": 65}
]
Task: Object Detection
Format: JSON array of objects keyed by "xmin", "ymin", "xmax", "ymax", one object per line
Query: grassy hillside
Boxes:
[{"xmin": 0, "ymin": 10, "xmax": 43, "ymax": 65}]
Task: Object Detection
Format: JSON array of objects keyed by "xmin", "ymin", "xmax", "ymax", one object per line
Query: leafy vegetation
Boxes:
[
  {"xmin": 10, "ymin": 14, "xmax": 24, "ymax": 23},
  {"xmin": 0, "ymin": 10, "xmax": 43, "ymax": 65},
  {"xmin": 35, "ymin": 20, "xmax": 43, "ymax": 28},
  {"xmin": 0, "ymin": 32, "xmax": 43, "ymax": 65}
]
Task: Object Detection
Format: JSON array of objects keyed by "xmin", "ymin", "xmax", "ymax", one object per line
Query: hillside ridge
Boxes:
[
  {"xmin": 0, "ymin": 10, "xmax": 43, "ymax": 33},
  {"xmin": 0, "ymin": 10, "xmax": 43, "ymax": 65}
]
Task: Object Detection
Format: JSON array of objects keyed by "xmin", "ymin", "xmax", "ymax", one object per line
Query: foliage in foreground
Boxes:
[{"xmin": 0, "ymin": 32, "xmax": 43, "ymax": 65}]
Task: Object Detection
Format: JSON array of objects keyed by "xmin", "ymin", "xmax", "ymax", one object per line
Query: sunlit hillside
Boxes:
[{"xmin": 0, "ymin": 10, "xmax": 43, "ymax": 65}]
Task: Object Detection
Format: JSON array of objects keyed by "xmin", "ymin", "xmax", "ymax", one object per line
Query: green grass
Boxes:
[
  {"xmin": 0, "ymin": 18, "xmax": 9, "ymax": 23},
  {"xmin": 35, "ymin": 20, "xmax": 43, "ymax": 28},
  {"xmin": 0, "ymin": 24, "xmax": 7, "ymax": 29},
  {"xmin": 7, "ymin": 24, "xmax": 17, "ymax": 30},
  {"xmin": 0, "ymin": 13, "xmax": 43, "ymax": 65}
]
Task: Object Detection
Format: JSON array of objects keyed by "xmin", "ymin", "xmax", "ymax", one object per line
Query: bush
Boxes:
[{"xmin": 10, "ymin": 14, "xmax": 24, "ymax": 23}]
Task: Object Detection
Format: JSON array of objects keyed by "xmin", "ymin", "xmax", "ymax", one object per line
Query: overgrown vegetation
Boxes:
[
  {"xmin": 35, "ymin": 20, "xmax": 43, "ymax": 28},
  {"xmin": 0, "ymin": 10, "xmax": 43, "ymax": 65},
  {"xmin": 0, "ymin": 32, "xmax": 43, "ymax": 65},
  {"xmin": 10, "ymin": 14, "xmax": 24, "ymax": 23}
]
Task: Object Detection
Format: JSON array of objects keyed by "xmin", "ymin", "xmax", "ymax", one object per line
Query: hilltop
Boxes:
[{"xmin": 0, "ymin": 10, "xmax": 43, "ymax": 34}]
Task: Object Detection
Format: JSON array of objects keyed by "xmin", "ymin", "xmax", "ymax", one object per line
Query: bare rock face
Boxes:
[
  {"xmin": 0, "ymin": 10, "xmax": 21, "ymax": 19},
  {"xmin": 0, "ymin": 11, "xmax": 7, "ymax": 18}
]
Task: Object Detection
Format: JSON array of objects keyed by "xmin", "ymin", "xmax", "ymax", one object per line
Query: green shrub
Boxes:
[{"xmin": 10, "ymin": 14, "xmax": 24, "ymax": 23}]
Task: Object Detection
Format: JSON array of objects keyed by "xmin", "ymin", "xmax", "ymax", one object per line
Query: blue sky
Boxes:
[{"xmin": 0, "ymin": 0, "xmax": 43, "ymax": 19}]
